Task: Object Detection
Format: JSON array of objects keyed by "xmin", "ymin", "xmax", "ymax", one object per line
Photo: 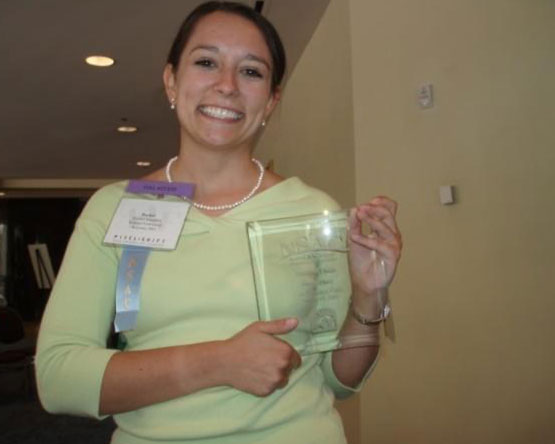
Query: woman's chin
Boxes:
[{"xmin": 195, "ymin": 131, "xmax": 253, "ymax": 149}]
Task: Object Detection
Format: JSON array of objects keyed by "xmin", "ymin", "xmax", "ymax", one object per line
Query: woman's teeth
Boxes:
[{"xmin": 199, "ymin": 106, "xmax": 244, "ymax": 120}]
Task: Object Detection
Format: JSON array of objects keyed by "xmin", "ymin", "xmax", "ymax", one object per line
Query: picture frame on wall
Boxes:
[{"xmin": 27, "ymin": 243, "xmax": 56, "ymax": 290}]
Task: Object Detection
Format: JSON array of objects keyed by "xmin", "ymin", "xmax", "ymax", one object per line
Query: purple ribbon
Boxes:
[{"xmin": 126, "ymin": 180, "xmax": 195, "ymax": 198}]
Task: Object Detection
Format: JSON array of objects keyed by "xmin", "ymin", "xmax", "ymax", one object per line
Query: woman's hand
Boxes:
[
  {"xmin": 348, "ymin": 197, "xmax": 402, "ymax": 297},
  {"xmin": 221, "ymin": 318, "xmax": 301, "ymax": 397},
  {"xmin": 331, "ymin": 199, "xmax": 401, "ymax": 388}
]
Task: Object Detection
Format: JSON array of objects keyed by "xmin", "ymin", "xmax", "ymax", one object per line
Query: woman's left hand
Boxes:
[{"xmin": 348, "ymin": 196, "xmax": 402, "ymax": 296}]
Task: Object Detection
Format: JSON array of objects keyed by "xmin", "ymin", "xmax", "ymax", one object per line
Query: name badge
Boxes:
[{"xmin": 104, "ymin": 198, "xmax": 191, "ymax": 250}]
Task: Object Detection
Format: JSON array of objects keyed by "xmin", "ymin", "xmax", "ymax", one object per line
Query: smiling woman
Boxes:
[
  {"xmin": 35, "ymin": 2, "xmax": 403, "ymax": 444},
  {"xmin": 162, "ymin": 11, "xmax": 280, "ymax": 158}
]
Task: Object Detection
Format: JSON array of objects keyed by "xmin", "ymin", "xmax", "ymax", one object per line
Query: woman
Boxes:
[{"xmin": 36, "ymin": 2, "xmax": 402, "ymax": 444}]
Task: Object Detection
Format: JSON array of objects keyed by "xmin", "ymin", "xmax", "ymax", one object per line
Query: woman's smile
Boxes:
[{"xmin": 198, "ymin": 105, "xmax": 245, "ymax": 122}]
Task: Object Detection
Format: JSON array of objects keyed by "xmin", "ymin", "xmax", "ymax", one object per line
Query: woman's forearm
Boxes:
[
  {"xmin": 331, "ymin": 314, "xmax": 380, "ymax": 388},
  {"xmin": 99, "ymin": 341, "xmax": 227, "ymax": 415},
  {"xmin": 99, "ymin": 318, "xmax": 301, "ymax": 415}
]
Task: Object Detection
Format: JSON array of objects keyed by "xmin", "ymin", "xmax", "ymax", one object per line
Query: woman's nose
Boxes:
[{"xmin": 215, "ymin": 68, "xmax": 239, "ymax": 96}]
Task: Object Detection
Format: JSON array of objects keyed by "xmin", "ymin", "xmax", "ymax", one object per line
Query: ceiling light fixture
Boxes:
[
  {"xmin": 117, "ymin": 125, "xmax": 138, "ymax": 133},
  {"xmin": 136, "ymin": 161, "xmax": 151, "ymax": 167},
  {"xmin": 0, "ymin": 192, "xmax": 6, "ymax": 197},
  {"xmin": 85, "ymin": 55, "xmax": 115, "ymax": 67}
]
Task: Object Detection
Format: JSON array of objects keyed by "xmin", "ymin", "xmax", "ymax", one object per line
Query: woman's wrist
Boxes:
[
  {"xmin": 350, "ymin": 300, "xmax": 390, "ymax": 325},
  {"xmin": 350, "ymin": 286, "xmax": 391, "ymax": 325},
  {"xmin": 338, "ymin": 307, "xmax": 381, "ymax": 348},
  {"xmin": 174, "ymin": 341, "xmax": 230, "ymax": 393}
]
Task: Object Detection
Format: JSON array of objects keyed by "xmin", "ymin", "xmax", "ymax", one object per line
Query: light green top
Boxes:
[{"xmin": 36, "ymin": 177, "xmax": 374, "ymax": 444}]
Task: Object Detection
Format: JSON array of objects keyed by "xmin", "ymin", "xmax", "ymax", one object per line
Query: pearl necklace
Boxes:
[{"xmin": 164, "ymin": 156, "xmax": 265, "ymax": 211}]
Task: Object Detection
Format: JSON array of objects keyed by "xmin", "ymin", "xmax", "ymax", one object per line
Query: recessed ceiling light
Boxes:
[
  {"xmin": 117, "ymin": 126, "xmax": 138, "ymax": 133},
  {"xmin": 85, "ymin": 55, "xmax": 115, "ymax": 67},
  {"xmin": 136, "ymin": 161, "xmax": 151, "ymax": 167},
  {"xmin": 0, "ymin": 192, "xmax": 6, "ymax": 197}
]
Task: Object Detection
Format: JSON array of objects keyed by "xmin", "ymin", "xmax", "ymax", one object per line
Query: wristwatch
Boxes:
[{"xmin": 350, "ymin": 300, "xmax": 391, "ymax": 325}]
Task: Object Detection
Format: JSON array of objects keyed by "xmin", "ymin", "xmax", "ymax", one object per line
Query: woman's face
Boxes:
[{"xmin": 164, "ymin": 12, "xmax": 279, "ymax": 150}]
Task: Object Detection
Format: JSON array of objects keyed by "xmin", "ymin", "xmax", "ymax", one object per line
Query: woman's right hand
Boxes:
[
  {"xmin": 95, "ymin": 318, "xmax": 300, "ymax": 415},
  {"xmin": 221, "ymin": 318, "xmax": 301, "ymax": 396}
]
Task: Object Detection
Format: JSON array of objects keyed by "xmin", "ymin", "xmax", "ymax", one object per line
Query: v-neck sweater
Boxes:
[{"xmin": 36, "ymin": 177, "xmax": 371, "ymax": 444}]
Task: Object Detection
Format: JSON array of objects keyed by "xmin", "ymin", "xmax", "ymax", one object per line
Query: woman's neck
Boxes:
[
  {"xmin": 173, "ymin": 148, "xmax": 255, "ymax": 191},
  {"xmin": 144, "ymin": 142, "xmax": 284, "ymax": 216}
]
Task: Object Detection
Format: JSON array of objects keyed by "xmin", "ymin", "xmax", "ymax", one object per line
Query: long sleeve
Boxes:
[
  {"xmin": 35, "ymin": 185, "xmax": 123, "ymax": 418},
  {"xmin": 319, "ymin": 348, "xmax": 380, "ymax": 399}
]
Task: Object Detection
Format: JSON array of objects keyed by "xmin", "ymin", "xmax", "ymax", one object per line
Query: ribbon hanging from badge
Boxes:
[{"xmin": 114, "ymin": 247, "xmax": 151, "ymax": 332}]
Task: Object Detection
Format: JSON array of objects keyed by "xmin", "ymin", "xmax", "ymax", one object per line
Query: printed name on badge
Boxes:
[{"xmin": 104, "ymin": 198, "xmax": 190, "ymax": 250}]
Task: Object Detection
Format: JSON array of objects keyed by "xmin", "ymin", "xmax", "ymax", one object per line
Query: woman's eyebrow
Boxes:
[
  {"xmin": 189, "ymin": 45, "xmax": 219, "ymax": 54},
  {"xmin": 245, "ymin": 54, "xmax": 270, "ymax": 70}
]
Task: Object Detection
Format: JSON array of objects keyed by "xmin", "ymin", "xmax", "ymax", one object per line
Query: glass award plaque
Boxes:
[{"xmin": 247, "ymin": 210, "xmax": 352, "ymax": 355}]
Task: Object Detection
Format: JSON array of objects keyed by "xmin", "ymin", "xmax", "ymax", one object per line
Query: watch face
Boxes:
[{"xmin": 383, "ymin": 303, "xmax": 392, "ymax": 319}]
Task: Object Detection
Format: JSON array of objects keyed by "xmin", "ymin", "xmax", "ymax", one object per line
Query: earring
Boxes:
[
  {"xmin": 170, "ymin": 98, "xmax": 176, "ymax": 110},
  {"xmin": 261, "ymin": 120, "xmax": 266, "ymax": 127}
]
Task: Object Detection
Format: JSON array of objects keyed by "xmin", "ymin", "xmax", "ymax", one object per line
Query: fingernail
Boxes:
[{"xmin": 285, "ymin": 318, "xmax": 297, "ymax": 328}]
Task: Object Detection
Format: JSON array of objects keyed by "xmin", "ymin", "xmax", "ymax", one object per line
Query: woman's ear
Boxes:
[
  {"xmin": 264, "ymin": 87, "xmax": 281, "ymax": 121},
  {"xmin": 163, "ymin": 64, "xmax": 177, "ymax": 102}
]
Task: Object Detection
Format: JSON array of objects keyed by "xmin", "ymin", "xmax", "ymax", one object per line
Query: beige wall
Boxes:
[{"xmin": 349, "ymin": 1, "xmax": 555, "ymax": 443}]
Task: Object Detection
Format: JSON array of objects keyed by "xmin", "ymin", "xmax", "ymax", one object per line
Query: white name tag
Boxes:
[{"xmin": 104, "ymin": 198, "xmax": 191, "ymax": 250}]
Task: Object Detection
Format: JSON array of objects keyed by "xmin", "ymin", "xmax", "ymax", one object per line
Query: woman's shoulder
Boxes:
[
  {"xmin": 80, "ymin": 180, "xmax": 128, "ymax": 222},
  {"xmin": 280, "ymin": 177, "xmax": 341, "ymax": 211},
  {"xmin": 252, "ymin": 176, "xmax": 341, "ymax": 218}
]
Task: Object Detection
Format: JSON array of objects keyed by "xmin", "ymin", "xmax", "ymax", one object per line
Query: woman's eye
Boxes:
[
  {"xmin": 195, "ymin": 58, "xmax": 215, "ymax": 68},
  {"xmin": 242, "ymin": 68, "xmax": 263, "ymax": 79}
]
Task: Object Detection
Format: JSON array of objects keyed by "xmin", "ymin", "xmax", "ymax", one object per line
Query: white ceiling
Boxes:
[{"xmin": 0, "ymin": 0, "xmax": 330, "ymax": 183}]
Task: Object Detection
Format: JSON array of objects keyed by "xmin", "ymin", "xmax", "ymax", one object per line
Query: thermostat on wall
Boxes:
[
  {"xmin": 439, "ymin": 185, "xmax": 455, "ymax": 205},
  {"xmin": 418, "ymin": 83, "xmax": 434, "ymax": 109}
]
